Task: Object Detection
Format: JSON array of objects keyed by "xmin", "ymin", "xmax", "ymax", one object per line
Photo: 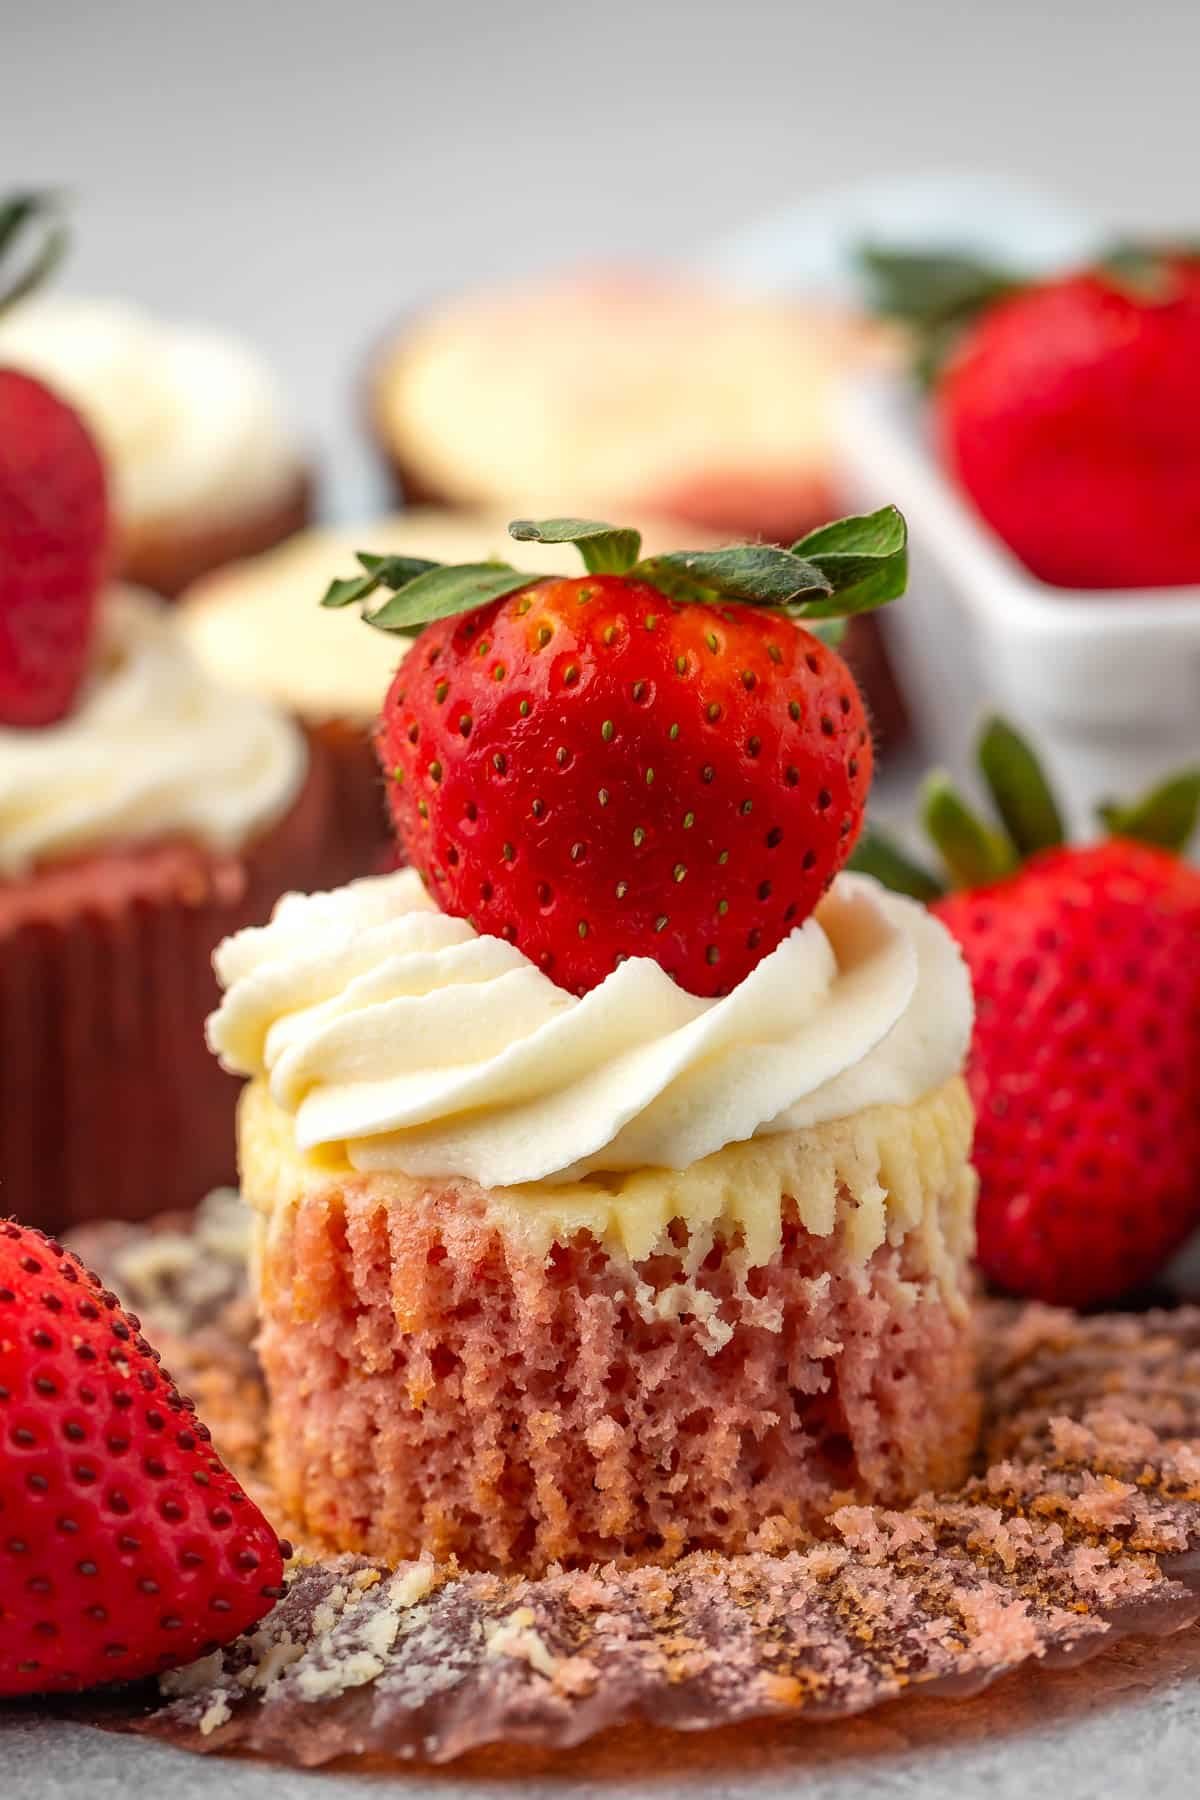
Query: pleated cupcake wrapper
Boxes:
[
  {"xmin": 0, "ymin": 886, "xmax": 243, "ymax": 1231},
  {"xmin": 59, "ymin": 1205, "xmax": 1200, "ymax": 1766},
  {"xmin": 0, "ymin": 752, "xmax": 331, "ymax": 1234}
]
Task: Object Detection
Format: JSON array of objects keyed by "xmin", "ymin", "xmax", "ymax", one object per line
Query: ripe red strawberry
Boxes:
[
  {"xmin": 865, "ymin": 243, "xmax": 1200, "ymax": 589},
  {"xmin": 0, "ymin": 1219, "xmax": 287, "ymax": 1697},
  {"xmin": 328, "ymin": 513, "xmax": 907, "ymax": 997},
  {"xmin": 939, "ymin": 259, "xmax": 1200, "ymax": 588},
  {"xmin": 935, "ymin": 842, "xmax": 1200, "ymax": 1306},
  {"xmin": 0, "ymin": 368, "xmax": 110, "ymax": 727},
  {"xmin": 853, "ymin": 719, "xmax": 1200, "ymax": 1307}
]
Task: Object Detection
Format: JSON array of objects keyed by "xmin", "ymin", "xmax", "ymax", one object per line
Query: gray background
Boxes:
[{"xmin": 3, "ymin": 0, "xmax": 1200, "ymax": 517}]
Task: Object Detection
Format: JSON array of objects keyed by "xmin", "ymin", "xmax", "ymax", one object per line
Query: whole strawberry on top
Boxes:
[
  {"xmin": 0, "ymin": 193, "xmax": 109, "ymax": 727},
  {"xmin": 0, "ymin": 1217, "xmax": 287, "ymax": 1697},
  {"xmin": 853, "ymin": 722, "xmax": 1200, "ymax": 1307},
  {"xmin": 865, "ymin": 244, "xmax": 1200, "ymax": 589},
  {"xmin": 324, "ymin": 509, "xmax": 907, "ymax": 997}
]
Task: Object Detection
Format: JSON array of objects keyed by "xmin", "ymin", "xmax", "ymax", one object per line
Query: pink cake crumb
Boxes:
[{"xmin": 258, "ymin": 1179, "xmax": 978, "ymax": 1572}]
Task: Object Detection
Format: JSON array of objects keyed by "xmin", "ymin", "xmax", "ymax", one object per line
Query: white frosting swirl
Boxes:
[
  {"xmin": 0, "ymin": 299, "xmax": 301, "ymax": 529},
  {"xmin": 0, "ymin": 589, "xmax": 308, "ymax": 876},
  {"xmin": 209, "ymin": 867, "xmax": 971, "ymax": 1189}
]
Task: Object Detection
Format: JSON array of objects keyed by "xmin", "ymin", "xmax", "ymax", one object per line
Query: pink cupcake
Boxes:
[{"xmin": 208, "ymin": 510, "xmax": 976, "ymax": 1572}]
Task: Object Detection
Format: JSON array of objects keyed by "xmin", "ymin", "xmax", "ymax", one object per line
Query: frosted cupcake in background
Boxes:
[
  {"xmin": 365, "ymin": 270, "xmax": 906, "ymax": 740},
  {"xmin": 0, "ymin": 312, "xmax": 331, "ymax": 1231},
  {"xmin": 0, "ymin": 294, "xmax": 311, "ymax": 596}
]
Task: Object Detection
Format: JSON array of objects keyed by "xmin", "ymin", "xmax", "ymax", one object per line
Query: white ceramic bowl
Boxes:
[{"xmin": 837, "ymin": 375, "xmax": 1200, "ymax": 841}]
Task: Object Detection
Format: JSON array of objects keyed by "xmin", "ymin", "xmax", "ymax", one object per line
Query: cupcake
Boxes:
[
  {"xmin": 0, "ymin": 363, "xmax": 329, "ymax": 1231},
  {"xmin": 367, "ymin": 272, "xmax": 906, "ymax": 740},
  {"xmin": 368, "ymin": 273, "xmax": 889, "ymax": 538},
  {"xmin": 0, "ymin": 296, "xmax": 310, "ymax": 596},
  {"xmin": 179, "ymin": 509, "xmax": 727, "ymax": 884},
  {"xmin": 208, "ymin": 510, "xmax": 977, "ymax": 1572}
]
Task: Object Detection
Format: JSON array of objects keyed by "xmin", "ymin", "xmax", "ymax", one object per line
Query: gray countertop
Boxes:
[{"xmin": 6, "ymin": 1622, "xmax": 1200, "ymax": 1797}]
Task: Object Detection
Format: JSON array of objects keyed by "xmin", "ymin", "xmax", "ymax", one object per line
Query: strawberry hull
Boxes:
[{"xmin": 0, "ymin": 741, "xmax": 330, "ymax": 1233}]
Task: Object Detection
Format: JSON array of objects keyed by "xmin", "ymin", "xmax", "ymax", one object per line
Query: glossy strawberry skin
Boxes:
[
  {"xmin": 0, "ymin": 369, "xmax": 109, "ymax": 728},
  {"xmin": 934, "ymin": 841, "xmax": 1200, "ymax": 1307},
  {"xmin": 937, "ymin": 259, "xmax": 1200, "ymax": 589},
  {"xmin": 377, "ymin": 573, "xmax": 871, "ymax": 997},
  {"xmin": 0, "ymin": 1220, "xmax": 285, "ymax": 1698}
]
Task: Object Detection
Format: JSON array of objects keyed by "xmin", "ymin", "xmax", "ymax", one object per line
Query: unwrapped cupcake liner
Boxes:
[{"xmin": 60, "ymin": 1210, "xmax": 1200, "ymax": 1766}]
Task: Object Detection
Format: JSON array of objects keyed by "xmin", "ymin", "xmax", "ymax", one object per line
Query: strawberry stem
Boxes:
[
  {"xmin": 1098, "ymin": 769, "xmax": 1200, "ymax": 855},
  {"xmin": 0, "ymin": 191, "xmax": 68, "ymax": 315},
  {"xmin": 921, "ymin": 772, "xmax": 1018, "ymax": 889},
  {"xmin": 976, "ymin": 716, "xmax": 1066, "ymax": 857},
  {"xmin": 847, "ymin": 826, "xmax": 945, "ymax": 901}
]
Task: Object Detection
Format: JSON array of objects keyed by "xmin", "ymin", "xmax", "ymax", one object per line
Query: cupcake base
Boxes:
[
  {"xmin": 248, "ymin": 1079, "xmax": 978, "ymax": 1573},
  {"xmin": 120, "ymin": 467, "xmax": 314, "ymax": 600},
  {"xmin": 0, "ymin": 743, "xmax": 330, "ymax": 1233}
]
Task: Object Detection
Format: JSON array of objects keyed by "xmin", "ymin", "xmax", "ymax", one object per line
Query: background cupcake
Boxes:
[
  {"xmin": 367, "ymin": 272, "xmax": 906, "ymax": 740},
  {"xmin": 0, "ymin": 286, "xmax": 311, "ymax": 597},
  {"xmin": 0, "ymin": 357, "xmax": 330, "ymax": 1231}
]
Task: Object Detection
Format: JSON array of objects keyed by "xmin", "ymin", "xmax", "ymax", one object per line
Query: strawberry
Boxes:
[
  {"xmin": 0, "ymin": 370, "xmax": 110, "ymax": 726},
  {"xmin": 853, "ymin": 720, "xmax": 1200, "ymax": 1307},
  {"xmin": 864, "ymin": 244, "xmax": 1200, "ymax": 589},
  {"xmin": 0, "ymin": 193, "xmax": 109, "ymax": 728},
  {"xmin": 0, "ymin": 1219, "xmax": 287, "ymax": 1697},
  {"xmin": 325, "ymin": 510, "xmax": 908, "ymax": 997}
]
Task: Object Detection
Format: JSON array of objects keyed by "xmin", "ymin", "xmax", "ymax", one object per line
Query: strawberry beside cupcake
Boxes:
[{"xmin": 209, "ymin": 508, "xmax": 980, "ymax": 1573}]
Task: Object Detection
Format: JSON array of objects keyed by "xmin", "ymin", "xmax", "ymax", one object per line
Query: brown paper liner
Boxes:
[
  {"xmin": 118, "ymin": 467, "xmax": 315, "ymax": 600},
  {"xmin": 57, "ymin": 1209, "xmax": 1200, "ymax": 1766},
  {"xmin": 0, "ymin": 746, "xmax": 330, "ymax": 1233},
  {"xmin": 309, "ymin": 716, "xmax": 394, "ymax": 884}
]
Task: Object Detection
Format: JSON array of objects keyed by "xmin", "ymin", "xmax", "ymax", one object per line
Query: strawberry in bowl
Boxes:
[
  {"xmin": 865, "ymin": 241, "xmax": 1200, "ymax": 589},
  {"xmin": 854, "ymin": 721, "xmax": 1200, "ymax": 1307}
]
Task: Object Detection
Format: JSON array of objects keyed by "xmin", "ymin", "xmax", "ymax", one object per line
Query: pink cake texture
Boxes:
[{"xmin": 257, "ymin": 1169, "xmax": 979, "ymax": 1574}]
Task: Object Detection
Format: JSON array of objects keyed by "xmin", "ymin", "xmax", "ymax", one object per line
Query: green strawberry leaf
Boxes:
[
  {"xmin": 320, "ymin": 552, "xmax": 441, "ymax": 613},
  {"xmin": 635, "ymin": 508, "xmax": 908, "ymax": 620},
  {"xmin": 788, "ymin": 505, "xmax": 908, "ymax": 618},
  {"xmin": 321, "ymin": 508, "xmax": 908, "ymax": 636},
  {"xmin": 0, "ymin": 189, "xmax": 68, "ymax": 314},
  {"xmin": 858, "ymin": 245, "xmax": 1020, "ymax": 327},
  {"xmin": 358, "ymin": 562, "xmax": 540, "ymax": 633},
  {"xmin": 858, "ymin": 245, "xmax": 1024, "ymax": 386},
  {"xmin": 1098, "ymin": 769, "xmax": 1200, "ymax": 854},
  {"xmin": 847, "ymin": 826, "xmax": 946, "ymax": 901},
  {"xmin": 922, "ymin": 772, "xmax": 1019, "ymax": 889},
  {"xmin": 509, "ymin": 517, "xmax": 642, "ymax": 575},
  {"xmin": 976, "ymin": 716, "xmax": 1066, "ymax": 857},
  {"xmin": 633, "ymin": 544, "xmax": 833, "ymax": 609}
]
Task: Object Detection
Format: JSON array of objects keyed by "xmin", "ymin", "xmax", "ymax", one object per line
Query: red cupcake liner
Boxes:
[{"xmin": 0, "ymin": 745, "xmax": 330, "ymax": 1233}]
